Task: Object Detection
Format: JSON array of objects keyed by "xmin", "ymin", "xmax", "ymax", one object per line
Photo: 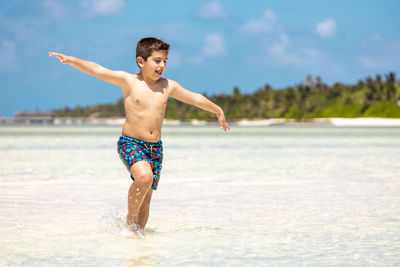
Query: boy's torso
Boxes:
[{"xmin": 120, "ymin": 74, "xmax": 170, "ymax": 142}]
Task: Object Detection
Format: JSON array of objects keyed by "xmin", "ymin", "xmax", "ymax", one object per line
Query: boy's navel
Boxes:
[{"xmin": 136, "ymin": 99, "xmax": 140, "ymax": 103}]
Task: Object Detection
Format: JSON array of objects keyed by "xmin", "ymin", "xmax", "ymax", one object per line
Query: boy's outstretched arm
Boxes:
[
  {"xmin": 169, "ymin": 80, "xmax": 230, "ymax": 131},
  {"xmin": 48, "ymin": 52, "xmax": 127, "ymax": 87}
]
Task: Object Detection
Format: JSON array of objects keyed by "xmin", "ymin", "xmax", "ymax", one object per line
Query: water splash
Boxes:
[
  {"xmin": 120, "ymin": 224, "xmax": 145, "ymax": 238},
  {"xmin": 99, "ymin": 205, "xmax": 148, "ymax": 238}
]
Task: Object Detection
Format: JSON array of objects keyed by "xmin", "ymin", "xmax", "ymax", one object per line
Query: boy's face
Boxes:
[{"xmin": 137, "ymin": 50, "xmax": 168, "ymax": 80}]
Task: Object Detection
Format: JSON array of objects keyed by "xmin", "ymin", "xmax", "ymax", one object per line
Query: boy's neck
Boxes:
[{"xmin": 137, "ymin": 71, "xmax": 160, "ymax": 85}]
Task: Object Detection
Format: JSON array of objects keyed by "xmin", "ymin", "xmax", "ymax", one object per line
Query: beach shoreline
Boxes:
[
  {"xmin": 1, "ymin": 117, "xmax": 400, "ymax": 127},
  {"xmin": 234, "ymin": 117, "xmax": 400, "ymax": 127}
]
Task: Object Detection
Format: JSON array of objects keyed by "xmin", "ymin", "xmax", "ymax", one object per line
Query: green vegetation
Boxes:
[{"xmin": 55, "ymin": 72, "xmax": 400, "ymax": 120}]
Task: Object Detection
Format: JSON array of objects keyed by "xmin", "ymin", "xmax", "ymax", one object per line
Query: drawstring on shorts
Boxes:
[{"xmin": 143, "ymin": 143, "xmax": 153, "ymax": 157}]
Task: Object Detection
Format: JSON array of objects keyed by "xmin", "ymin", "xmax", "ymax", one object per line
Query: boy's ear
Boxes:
[{"xmin": 136, "ymin": 56, "xmax": 145, "ymax": 68}]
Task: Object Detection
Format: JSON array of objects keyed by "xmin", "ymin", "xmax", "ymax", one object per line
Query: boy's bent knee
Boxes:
[
  {"xmin": 131, "ymin": 170, "xmax": 153, "ymax": 188},
  {"xmin": 130, "ymin": 161, "xmax": 153, "ymax": 188}
]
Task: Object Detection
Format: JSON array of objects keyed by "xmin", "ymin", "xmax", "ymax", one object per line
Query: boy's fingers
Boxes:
[
  {"xmin": 49, "ymin": 53, "xmax": 66, "ymax": 62},
  {"xmin": 219, "ymin": 122, "xmax": 230, "ymax": 132},
  {"xmin": 49, "ymin": 52, "xmax": 63, "ymax": 58}
]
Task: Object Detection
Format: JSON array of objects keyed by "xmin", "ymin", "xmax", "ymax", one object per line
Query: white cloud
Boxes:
[
  {"xmin": 239, "ymin": 10, "xmax": 323, "ymax": 67},
  {"xmin": 316, "ymin": 19, "xmax": 336, "ymax": 38},
  {"xmin": 238, "ymin": 9, "xmax": 329, "ymax": 68},
  {"xmin": 371, "ymin": 34, "xmax": 381, "ymax": 41},
  {"xmin": 199, "ymin": 1, "xmax": 226, "ymax": 19},
  {"xmin": 187, "ymin": 56, "xmax": 204, "ymax": 65},
  {"xmin": 175, "ymin": 33, "xmax": 226, "ymax": 66},
  {"xmin": 267, "ymin": 34, "xmax": 321, "ymax": 66},
  {"xmin": 203, "ymin": 33, "xmax": 226, "ymax": 56},
  {"xmin": 359, "ymin": 56, "xmax": 378, "ymax": 69},
  {"xmin": 0, "ymin": 41, "xmax": 19, "ymax": 72},
  {"xmin": 239, "ymin": 9, "xmax": 278, "ymax": 34},
  {"xmin": 177, "ymin": 33, "xmax": 226, "ymax": 65},
  {"xmin": 80, "ymin": 0, "xmax": 124, "ymax": 17},
  {"xmin": 262, "ymin": 9, "xmax": 277, "ymax": 22},
  {"xmin": 267, "ymin": 34, "xmax": 289, "ymax": 56}
]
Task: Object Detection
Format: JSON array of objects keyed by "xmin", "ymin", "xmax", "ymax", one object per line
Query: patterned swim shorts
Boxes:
[{"xmin": 117, "ymin": 135, "xmax": 163, "ymax": 190}]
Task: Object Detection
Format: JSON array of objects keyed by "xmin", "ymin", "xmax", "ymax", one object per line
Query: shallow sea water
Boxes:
[{"xmin": 0, "ymin": 124, "xmax": 399, "ymax": 266}]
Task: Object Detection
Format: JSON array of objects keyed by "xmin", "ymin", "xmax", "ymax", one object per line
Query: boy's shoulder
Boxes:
[
  {"xmin": 124, "ymin": 72, "xmax": 137, "ymax": 79},
  {"xmin": 165, "ymin": 78, "xmax": 180, "ymax": 90}
]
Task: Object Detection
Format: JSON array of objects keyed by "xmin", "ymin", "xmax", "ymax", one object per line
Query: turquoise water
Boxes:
[{"xmin": 0, "ymin": 125, "xmax": 400, "ymax": 266}]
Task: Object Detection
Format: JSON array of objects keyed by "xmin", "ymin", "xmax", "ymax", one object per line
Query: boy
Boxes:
[{"xmin": 49, "ymin": 37, "xmax": 230, "ymax": 236}]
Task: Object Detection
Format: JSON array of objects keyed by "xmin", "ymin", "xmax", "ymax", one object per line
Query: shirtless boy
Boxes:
[{"xmin": 49, "ymin": 37, "xmax": 230, "ymax": 236}]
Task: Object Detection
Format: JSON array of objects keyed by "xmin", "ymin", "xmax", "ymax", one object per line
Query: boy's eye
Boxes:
[{"xmin": 154, "ymin": 59, "xmax": 167, "ymax": 65}]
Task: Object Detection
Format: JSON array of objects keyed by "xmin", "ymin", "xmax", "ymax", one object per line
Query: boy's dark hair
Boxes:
[{"xmin": 136, "ymin": 37, "xmax": 170, "ymax": 64}]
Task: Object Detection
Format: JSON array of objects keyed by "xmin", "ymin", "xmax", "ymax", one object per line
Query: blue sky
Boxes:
[{"xmin": 1, "ymin": 0, "xmax": 399, "ymax": 117}]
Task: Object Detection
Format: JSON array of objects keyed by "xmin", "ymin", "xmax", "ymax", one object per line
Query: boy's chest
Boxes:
[{"xmin": 125, "ymin": 85, "xmax": 168, "ymax": 109}]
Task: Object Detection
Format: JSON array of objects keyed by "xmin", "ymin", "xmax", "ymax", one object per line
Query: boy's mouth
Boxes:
[{"xmin": 155, "ymin": 69, "xmax": 163, "ymax": 76}]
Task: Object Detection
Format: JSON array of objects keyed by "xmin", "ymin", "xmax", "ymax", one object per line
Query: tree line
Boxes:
[{"xmin": 55, "ymin": 72, "xmax": 400, "ymax": 120}]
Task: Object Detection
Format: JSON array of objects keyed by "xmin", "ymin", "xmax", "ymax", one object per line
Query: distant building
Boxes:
[
  {"xmin": 304, "ymin": 74, "xmax": 315, "ymax": 87},
  {"xmin": 14, "ymin": 111, "xmax": 56, "ymax": 124}
]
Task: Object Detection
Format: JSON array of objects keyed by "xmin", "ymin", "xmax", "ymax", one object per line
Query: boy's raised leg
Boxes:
[{"xmin": 127, "ymin": 161, "xmax": 153, "ymax": 231}]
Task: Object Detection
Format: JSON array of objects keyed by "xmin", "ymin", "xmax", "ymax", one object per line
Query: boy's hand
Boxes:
[
  {"xmin": 48, "ymin": 52, "xmax": 70, "ymax": 64},
  {"xmin": 217, "ymin": 112, "xmax": 230, "ymax": 132}
]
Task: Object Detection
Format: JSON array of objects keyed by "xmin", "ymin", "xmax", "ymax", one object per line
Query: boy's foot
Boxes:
[{"xmin": 122, "ymin": 222, "xmax": 145, "ymax": 238}]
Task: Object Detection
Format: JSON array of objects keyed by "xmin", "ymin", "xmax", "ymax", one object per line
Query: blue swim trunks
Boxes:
[{"xmin": 117, "ymin": 135, "xmax": 163, "ymax": 190}]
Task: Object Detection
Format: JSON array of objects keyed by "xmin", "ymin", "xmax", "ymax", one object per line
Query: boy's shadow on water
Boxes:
[
  {"xmin": 123, "ymin": 232, "xmax": 163, "ymax": 267},
  {"xmin": 125, "ymin": 255, "xmax": 158, "ymax": 267}
]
